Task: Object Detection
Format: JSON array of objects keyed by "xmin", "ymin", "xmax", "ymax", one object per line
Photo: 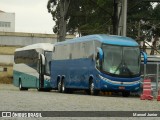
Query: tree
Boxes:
[
  {"xmin": 47, "ymin": 0, "xmax": 70, "ymax": 42},
  {"xmin": 47, "ymin": 0, "xmax": 121, "ymax": 36},
  {"xmin": 47, "ymin": 0, "xmax": 160, "ymax": 40},
  {"xmin": 127, "ymin": 0, "xmax": 153, "ymax": 38},
  {"xmin": 127, "ymin": 1, "xmax": 160, "ymax": 54}
]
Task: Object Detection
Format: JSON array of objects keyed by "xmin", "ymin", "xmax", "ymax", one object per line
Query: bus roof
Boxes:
[
  {"xmin": 56, "ymin": 34, "xmax": 139, "ymax": 46},
  {"xmin": 15, "ymin": 43, "xmax": 53, "ymax": 52}
]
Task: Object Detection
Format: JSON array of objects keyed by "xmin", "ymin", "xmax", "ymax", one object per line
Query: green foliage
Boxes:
[
  {"xmin": 152, "ymin": 4, "xmax": 160, "ymax": 36},
  {"xmin": 127, "ymin": 1, "xmax": 153, "ymax": 39},
  {"xmin": 47, "ymin": 0, "xmax": 114, "ymax": 35},
  {"xmin": 47, "ymin": 0, "xmax": 160, "ymax": 38},
  {"xmin": 153, "ymin": 4, "xmax": 160, "ymax": 19}
]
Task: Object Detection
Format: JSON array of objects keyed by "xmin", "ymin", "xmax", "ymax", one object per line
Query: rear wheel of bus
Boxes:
[
  {"xmin": 61, "ymin": 79, "xmax": 67, "ymax": 93},
  {"xmin": 61, "ymin": 79, "xmax": 72, "ymax": 93},
  {"xmin": 19, "ymin": 80, "xmax": 28, "ymax": 91},
  {"xmin": 57, "ymin": 79, "xmax": 62, "ymax": 93}
]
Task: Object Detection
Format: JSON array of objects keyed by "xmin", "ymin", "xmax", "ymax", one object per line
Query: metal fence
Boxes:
[{"xmin": 141, "ymin": 60, "xmax": 160, "ymax": 96}]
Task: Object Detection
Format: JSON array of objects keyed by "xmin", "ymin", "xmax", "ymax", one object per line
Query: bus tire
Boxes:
[
  {"xmin": 122, "ymin": 91, "xmax": 130, "ymax": 97},
  {"xmin": 19, "ymin": 80, "xmax": 23, "ymax": 90},
  {"xmin": 89, "ymin": 81, "xmax": 99, "ymax": 95},
  {"xmin": 58, "ymin": 80, "xmax": 62, "ymax": 93},
  {"xmin": 19, "ymin": 80, "xmax": 28, "ymax": 91},
  {"xmin": 61, "ymin": 80, "xmax": 67, "ymax": 93}
]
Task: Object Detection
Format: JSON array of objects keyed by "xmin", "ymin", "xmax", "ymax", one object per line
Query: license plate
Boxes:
[{"xmin": 119, "ymin": 86, "xmax": 125, "ymax": 90}]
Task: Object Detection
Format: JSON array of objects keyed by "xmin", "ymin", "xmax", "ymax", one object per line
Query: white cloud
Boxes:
[{"xmin": 0, "ymin": 0, "xmax": 55, "ymax": 33}]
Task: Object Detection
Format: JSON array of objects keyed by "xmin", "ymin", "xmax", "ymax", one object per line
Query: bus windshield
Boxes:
[{"xmin": 102, "ymin": 44, "xmax": 140, "ymax": 77}]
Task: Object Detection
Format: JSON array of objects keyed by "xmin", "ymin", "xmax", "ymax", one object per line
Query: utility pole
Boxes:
[
  {"xmin": 117, "ymin": 0, "xmax": 127, "ymax": 36},
  {"xmin": 113, "ymin": 0, "xmax": 118, "ymax": 35},
  {"xmin": 58, "ymin": 0, "xmax": 70, "ymax": 42},
  {"xmin": 122, "ymin": 0, "xmax": 127, "ymax": 36}
]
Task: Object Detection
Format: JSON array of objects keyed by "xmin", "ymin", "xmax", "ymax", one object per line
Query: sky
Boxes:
[{"xmin": 0, "ymin": 0, "xmax": 54, "ymax": 34}]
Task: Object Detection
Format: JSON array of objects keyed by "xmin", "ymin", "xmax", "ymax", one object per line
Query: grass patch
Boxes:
[
  {"xmin": 0, "ymin": 46, "xmax": 20, "ymax": 55},
  {"xmin": 0, "ymin": 65, "xmax": 13, "ymax": 84}
]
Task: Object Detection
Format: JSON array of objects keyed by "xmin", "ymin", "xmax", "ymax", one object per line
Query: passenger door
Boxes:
[{"xmin": 38, "ymin": 54, "xmax": 45, "ymax": 89}]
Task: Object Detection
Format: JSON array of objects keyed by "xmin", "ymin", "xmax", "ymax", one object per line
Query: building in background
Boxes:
[{"xmin": 0, "ymin": 10, "xmax": 15, "ymax": 32}]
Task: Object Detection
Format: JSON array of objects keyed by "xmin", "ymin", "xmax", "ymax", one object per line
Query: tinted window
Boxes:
[{"xmin": 14, "ymin": 49, "xmax": 39, "ymax": 69}]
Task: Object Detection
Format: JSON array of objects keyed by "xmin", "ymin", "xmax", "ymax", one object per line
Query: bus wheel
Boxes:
[
  {"xmin": 122, "ymin": 91, "xmax": 130, "ymax": 97},
  {"xmin": 61, "ymin": 80, "xmax": 67, "ymax": 93},
  {"xmin": 58, "ymin": 80, "xmax": 62, "ymax": 93},
  {"xmin": 19, "ymin": 81, "xmax": 23, "ymax": 90},
  {"xmin": 19, "ymin": 81, "xmax": 28, "ymax": 91},
  {"xmin": 89, "ymin": 81, "xmax": 99, "ymax": 95}
]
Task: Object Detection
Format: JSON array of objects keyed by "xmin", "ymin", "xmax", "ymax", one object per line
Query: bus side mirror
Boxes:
[
  {"xmin": 141, "ymin": 51, "xmax": 147, "ymax": 64},
  {"xmin": 96, "ymin": 47, "xmax": 103, "ymax": 62}
]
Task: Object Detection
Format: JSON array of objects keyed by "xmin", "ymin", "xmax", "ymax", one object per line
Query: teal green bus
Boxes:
[{"xmin": 13, "ymin": 43, "xmax": 53, "ymax": 91}]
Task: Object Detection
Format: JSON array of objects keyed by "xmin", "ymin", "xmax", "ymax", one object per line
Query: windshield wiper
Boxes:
[
  {"xmin": 114, "ymin": 60, "xmax": 133, "ymax": 76},
  {"xmin": 123, "ymin": 61, "xmax": 133, "ymax": 76},
  {"xmin": 114, "ymin": 59, "xmax": 123, "ymax": 74}
]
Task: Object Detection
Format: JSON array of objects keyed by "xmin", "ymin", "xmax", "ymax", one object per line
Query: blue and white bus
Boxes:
[
  {"xmin": 13, "ymin": 43, "xmax": 53, "ymax": 91},
  {"xmin": 51, "ymin": 34, "xmax": 147, "ymax": 97}
]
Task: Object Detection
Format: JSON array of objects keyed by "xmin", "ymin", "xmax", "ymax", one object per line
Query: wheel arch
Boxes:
[
  {"xmin": 61, "ymin": 75, "xmax": 65, "ymax": 81},
  {"xmin": 89, "ymin": 75, "xmax": 94, "ymax": 84},
  {"xmin": 57, "ymin": 75, "xmax": 61, "ymax": 87}
]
